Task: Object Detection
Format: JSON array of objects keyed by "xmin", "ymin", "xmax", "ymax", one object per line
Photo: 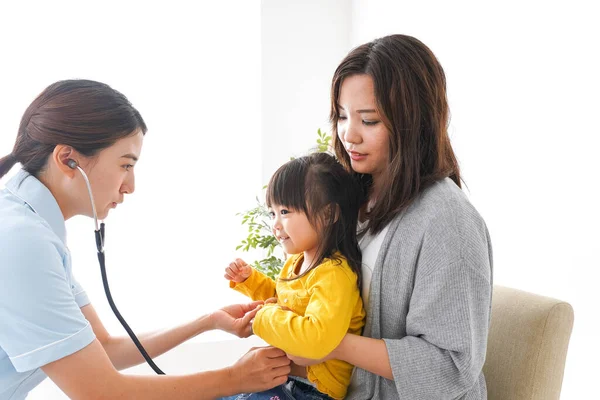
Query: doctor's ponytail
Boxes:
[
  {"xmin": 0, "ymin": 153, "xmax": 18, "ymax": 179},
  {"xmin": 0, "ymin": 79, "xmax": 147, "ymax": 181}
]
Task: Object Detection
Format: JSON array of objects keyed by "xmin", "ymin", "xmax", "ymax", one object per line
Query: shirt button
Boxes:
[{"xmin": 284, "ymin": 299, "xmax": 288, "ymax": 303}]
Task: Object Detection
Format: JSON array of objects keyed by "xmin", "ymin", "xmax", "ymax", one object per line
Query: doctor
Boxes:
[{"xmin": 0, "ymin": 80, "xmax": 290, "ymax": 399}]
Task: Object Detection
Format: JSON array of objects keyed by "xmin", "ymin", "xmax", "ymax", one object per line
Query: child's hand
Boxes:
[{"xmin": 225, "ymin": 258, "xmax": 253, "ymax": 283}]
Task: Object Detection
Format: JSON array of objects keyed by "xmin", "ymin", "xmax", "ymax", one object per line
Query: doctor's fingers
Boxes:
[
  {"xmin": 270, "ymin": 364, "xmax": 292, "ymax": 378},
  {"xmin": 249, "ymin": 348, "xmax": 291, "ymax": 370},
  {"xmin": 238, "ymin": 300, "xmax": 264, "ymax": 314},
  {"xmin": 241, "ymin": 305, "xmax": 262, "ymax": 324},
  {"xmin": 253, "ymin": 346, "xmax": 288, "ymax": 360}
]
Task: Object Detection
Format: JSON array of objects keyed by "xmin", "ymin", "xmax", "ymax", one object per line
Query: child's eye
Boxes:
[
  {"xmin": 268, "ymin": 211, "xmax": 275, "ymax": 219},
  {"xmin": 280, "ymin": 209, "xmax": 290, "ymax": 215},
  {"xmin": 363, "ymin": 120, "xmax": 379, "ymax": 126},
  {"xmin": 123, "ymin": 164, "xmax": 134, "ymax": 171}
]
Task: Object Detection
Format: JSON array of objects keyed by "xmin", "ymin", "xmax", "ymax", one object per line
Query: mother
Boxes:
[{"xmin": 292, "ymin": 34, "xmax": 493, "ymax": 399}]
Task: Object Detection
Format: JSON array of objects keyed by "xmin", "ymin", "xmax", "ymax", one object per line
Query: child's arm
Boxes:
[
  {"xmin": 252, "ymin": 264, "xmax": 363, "ymax": 360},
  {"xmin": 226, "ymin": 258, "xmax": 277, "ymax": 301}
]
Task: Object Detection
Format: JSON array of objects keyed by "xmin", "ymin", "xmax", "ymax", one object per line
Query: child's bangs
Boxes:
[{"xmin": 266, "ymin": 159, "xmax": 308, "ymax": 212}]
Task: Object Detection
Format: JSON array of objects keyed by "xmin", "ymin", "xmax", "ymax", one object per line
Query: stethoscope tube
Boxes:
[
  {"xmin": 96, "ymin": 231, "xmax": 165, "ymax": 374},
  {"xmin": 72, "ymin": 161, "xmax": 165, "ymax": 375}
]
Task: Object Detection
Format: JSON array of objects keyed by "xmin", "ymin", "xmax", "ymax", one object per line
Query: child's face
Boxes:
[{"xmin": 269, "ymin": 204, "xmax": 319, "ymax": 259}]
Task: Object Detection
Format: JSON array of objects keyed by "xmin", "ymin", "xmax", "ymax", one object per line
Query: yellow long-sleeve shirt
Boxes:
[{"xmin": 230, "ymin": 253, "xmax": 365, "ymax": 399}]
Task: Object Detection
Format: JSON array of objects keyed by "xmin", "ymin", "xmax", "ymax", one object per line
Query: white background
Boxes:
[{"xmin": 1, "ymin": 0, "xmax": 598, "ymax": 398}]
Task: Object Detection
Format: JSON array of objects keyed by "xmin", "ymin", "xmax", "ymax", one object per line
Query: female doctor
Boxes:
[{"xmin": 0, "ymin": 80, "xmax": 290, "ymax": 399}]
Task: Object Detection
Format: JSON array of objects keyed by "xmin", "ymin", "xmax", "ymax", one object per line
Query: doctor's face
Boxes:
[{"xmin": 81, "ymin": 130, "xmax": 144, "ymax": 220}]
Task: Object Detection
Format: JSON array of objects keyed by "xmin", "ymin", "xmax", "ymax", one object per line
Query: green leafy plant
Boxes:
[
  {"xmin": 236, "ymin": 129, "xmax": 332, "ymax": 279},
  {"xmin": 315, "ymin": 128, "xmax": 332, "ymax": 153}
]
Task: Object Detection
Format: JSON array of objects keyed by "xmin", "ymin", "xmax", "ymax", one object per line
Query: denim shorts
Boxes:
[{"xmin": 220, "ymin": 377, "xmax": 334, "ymax": 400}]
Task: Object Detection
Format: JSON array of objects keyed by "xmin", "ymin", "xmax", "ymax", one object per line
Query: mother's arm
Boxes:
[
  {"xmin": 292, "ymin": 257, "xmax": 492, "ymax": 398},
  {"xmin": 288, "ymin": 335, "xmax": 392, "ymax": 379}
]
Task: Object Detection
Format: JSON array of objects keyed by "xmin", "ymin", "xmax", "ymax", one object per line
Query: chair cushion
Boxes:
[{"xmin": 483, "ymin": 286, "xmax": 574, "ymax": 400}]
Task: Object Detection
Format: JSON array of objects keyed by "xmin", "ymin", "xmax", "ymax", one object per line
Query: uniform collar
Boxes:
[{"xmin": 5, "ymin": 169, "xmax": 67, "ymax": 244}]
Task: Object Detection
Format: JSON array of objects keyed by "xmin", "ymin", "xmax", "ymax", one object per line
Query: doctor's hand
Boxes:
[
  {"xmin": 210, "ymin": 301, "xmax": 263, "ymax": 338},
  {"xmin": 228, "ymin": 346, "xmax": 290, "ymax": 393},
  {"xmin": 224, "ymin": 258, "xmax": 253, "ymax": 283},
  {"xmin": 264, "ymin": 297, "xmax": 293, "ymax": 312},
  {"xmin": 286, "ymin": 353, "xmax": 330, "ymax": 367}
]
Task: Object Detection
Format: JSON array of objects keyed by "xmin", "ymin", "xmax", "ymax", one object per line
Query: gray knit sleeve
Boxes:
[{"xmin": 383, "ymin": 221, "xmax": 493, "ymax": 398}]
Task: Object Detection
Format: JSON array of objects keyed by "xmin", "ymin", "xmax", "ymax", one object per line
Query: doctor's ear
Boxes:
[{"xmin": 52, "ymin": 145, "xmax": 80, "ymax": 177}]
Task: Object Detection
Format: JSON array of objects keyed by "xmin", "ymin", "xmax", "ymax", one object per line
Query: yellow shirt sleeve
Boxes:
[
  {"xmin": 229, "ymin": 267, "xmax": 277, "ymax": 301},
  {"xmin": 252, "ymin": 261, "xmax": 360, "ymax": 359}
]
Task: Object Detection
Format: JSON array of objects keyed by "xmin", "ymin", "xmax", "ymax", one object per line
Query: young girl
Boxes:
[{"xmin": 224, "ymin": 152, "xmax": 366, "ymax": 400}]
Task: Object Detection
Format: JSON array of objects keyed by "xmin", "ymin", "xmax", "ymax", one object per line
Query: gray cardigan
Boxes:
[{"xmin": 347, "ymin": 178, "xmax": 493, "ymax": 400}]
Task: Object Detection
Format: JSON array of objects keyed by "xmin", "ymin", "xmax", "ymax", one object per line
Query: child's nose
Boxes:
[{"xmin": 272, "ymin": 217, "xmax": 282, "ymax": 230}]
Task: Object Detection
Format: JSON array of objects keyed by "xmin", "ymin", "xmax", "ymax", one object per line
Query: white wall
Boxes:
[
  {"xmin": 261, "ymin": 0, "xmax": 352, "ymax": 182},
  {"xmin": 263, "ymin": 0, "xmax": 599, "ymax": 398}
]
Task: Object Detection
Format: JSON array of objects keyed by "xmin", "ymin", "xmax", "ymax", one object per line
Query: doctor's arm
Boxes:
[
  {"xmin": 82, "ymin": 301, "xmax": 263, "ymax": 371},
  {"xmin": 42, "ymin": 339, "xmax": 290, "ymax": 399}
]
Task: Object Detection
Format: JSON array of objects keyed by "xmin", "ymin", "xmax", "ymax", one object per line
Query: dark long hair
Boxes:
[
  {"xmin": 266, "ymin": 152, "xmax": 365, "ymax": 287},
  {"xmin": 331, "ymin": 34, "xmax": 461, "ymax": 234},
  {"xmin": 0, "ymin": 79, "xmax": 147, "ymax": 179}
]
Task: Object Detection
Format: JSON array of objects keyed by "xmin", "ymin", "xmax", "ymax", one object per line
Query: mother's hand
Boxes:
[{"xmin": 210, "ymin": 300, "xmax": 263, "ymax": 338}]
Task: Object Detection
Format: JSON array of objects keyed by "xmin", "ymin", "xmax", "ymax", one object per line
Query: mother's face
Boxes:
[{"xmin": 336, "ymin": 74, "xmax": 389, "ymax": 182}]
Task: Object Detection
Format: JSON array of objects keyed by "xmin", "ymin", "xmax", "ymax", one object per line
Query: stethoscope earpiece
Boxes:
[{"xmin": 66, "ymin": 159, "xmax": 78, "ymax": 169}]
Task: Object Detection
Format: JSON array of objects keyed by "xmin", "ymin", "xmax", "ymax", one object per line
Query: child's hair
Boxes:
[{"xmin": 266, "ymin": 152, "xmax": 366, "ymax": 286}]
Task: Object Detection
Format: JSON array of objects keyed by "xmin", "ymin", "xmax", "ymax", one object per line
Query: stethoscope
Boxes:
[{"xmin": 67, "ymin": 158, "xmax": 165, "ymax": 374}]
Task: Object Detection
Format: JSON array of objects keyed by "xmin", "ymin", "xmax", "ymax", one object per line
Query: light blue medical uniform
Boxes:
[{"xmin": 0, "ymin": 170, "xmax": 96, "ymax": 399}]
